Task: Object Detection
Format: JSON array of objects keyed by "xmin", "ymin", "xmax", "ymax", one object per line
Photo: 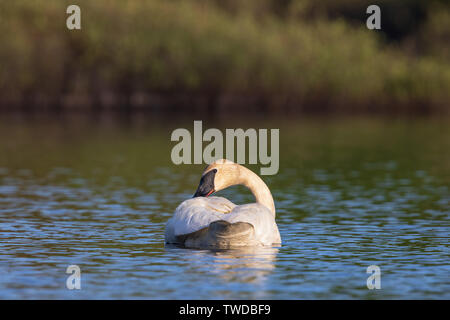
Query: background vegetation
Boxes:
[{"xmin": 0, "ymin": 0, "xmax": 449, "ymax": 114}]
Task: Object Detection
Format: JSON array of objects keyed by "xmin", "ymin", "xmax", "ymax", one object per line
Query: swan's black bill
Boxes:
[{"xmin": 193, "ymin": 169, "xmax": 217, "ymax": 198}]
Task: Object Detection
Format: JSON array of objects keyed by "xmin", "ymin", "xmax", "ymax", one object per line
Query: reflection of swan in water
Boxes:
[
  {"xmin": 209, "ymin": 246, "xmax": 279, "ymax": 284},
  {"xmin": 169, "ymin": 245, "xmax": 279, "ymax": 285}
]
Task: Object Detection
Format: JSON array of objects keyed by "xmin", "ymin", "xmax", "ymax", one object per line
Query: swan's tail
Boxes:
[{"xmin": 182, "ymin": 220, "xmax": 257, "ymax": 248}]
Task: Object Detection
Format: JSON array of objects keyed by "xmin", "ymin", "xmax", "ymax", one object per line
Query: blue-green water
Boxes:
[{"xmin": 0, "ymin": 114, "xmax": 448, "ymax": 299}]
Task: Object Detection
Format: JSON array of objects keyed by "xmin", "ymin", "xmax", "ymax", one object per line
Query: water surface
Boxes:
[{"xmin": 0, "ymin": 114, "xmax": 448, "ymax": 299}]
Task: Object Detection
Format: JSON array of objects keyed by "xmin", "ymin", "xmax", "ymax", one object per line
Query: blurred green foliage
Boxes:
[{"xmin": 0, "ymin": 0, "xmax": 448, "ymax": 113}]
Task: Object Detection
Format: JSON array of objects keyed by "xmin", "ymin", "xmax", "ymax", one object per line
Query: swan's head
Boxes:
[{"xmin": 193, "ymin": 159, "xmax": 240, "ymax": 197}]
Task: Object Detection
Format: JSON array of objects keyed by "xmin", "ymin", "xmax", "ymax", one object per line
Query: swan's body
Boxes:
[{"xmin": 165, "ymin": 159, "xmax": 281, "ymax": 248}]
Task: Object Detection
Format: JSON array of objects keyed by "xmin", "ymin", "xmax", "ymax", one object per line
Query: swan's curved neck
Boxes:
[{"xmin": 238, "ymin": 166, "xmax": 275, "ymax": 216}]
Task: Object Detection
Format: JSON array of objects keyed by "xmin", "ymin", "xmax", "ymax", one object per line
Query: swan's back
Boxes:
[{"xmin": 165, "ymin": 197, "xmax": 281, "ymax": 248}]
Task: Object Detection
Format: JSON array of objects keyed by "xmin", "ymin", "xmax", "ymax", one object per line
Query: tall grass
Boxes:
[{"xmin": 0, "ymin": 0, "xmax": 448, "ymax": 113}]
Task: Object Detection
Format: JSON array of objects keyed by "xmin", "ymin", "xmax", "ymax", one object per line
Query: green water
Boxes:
[{"xmin": 0, "ymin": 114, "xmax": 448, "ymax": 299}]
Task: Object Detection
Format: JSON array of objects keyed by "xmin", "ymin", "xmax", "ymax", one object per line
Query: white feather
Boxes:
[{"xmin": 165, "ymin": 196, "xmax": 281, "ymax": 246}]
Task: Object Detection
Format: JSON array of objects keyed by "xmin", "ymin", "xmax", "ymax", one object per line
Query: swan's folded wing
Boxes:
[
  {"xmin": 165, "ymin": 197, "xmax": 236, "ymax": 242},
  {"xmin": 221, "ymin": 203, "xmax": 281, "ymax": 245}
]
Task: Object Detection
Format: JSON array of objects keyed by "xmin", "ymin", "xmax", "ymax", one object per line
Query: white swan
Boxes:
[{"xmin": 165, "ymin": 159, "xmax": 281, "ymax": 248}]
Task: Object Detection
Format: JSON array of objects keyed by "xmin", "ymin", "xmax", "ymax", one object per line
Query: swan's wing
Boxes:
[
  {"xmin": 165, "ymin": 196, "xmax": 236, "ymax": 242},
  {"xmin": 221, "ymin": 203, "xmax": 281, "ymax": 245}
]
